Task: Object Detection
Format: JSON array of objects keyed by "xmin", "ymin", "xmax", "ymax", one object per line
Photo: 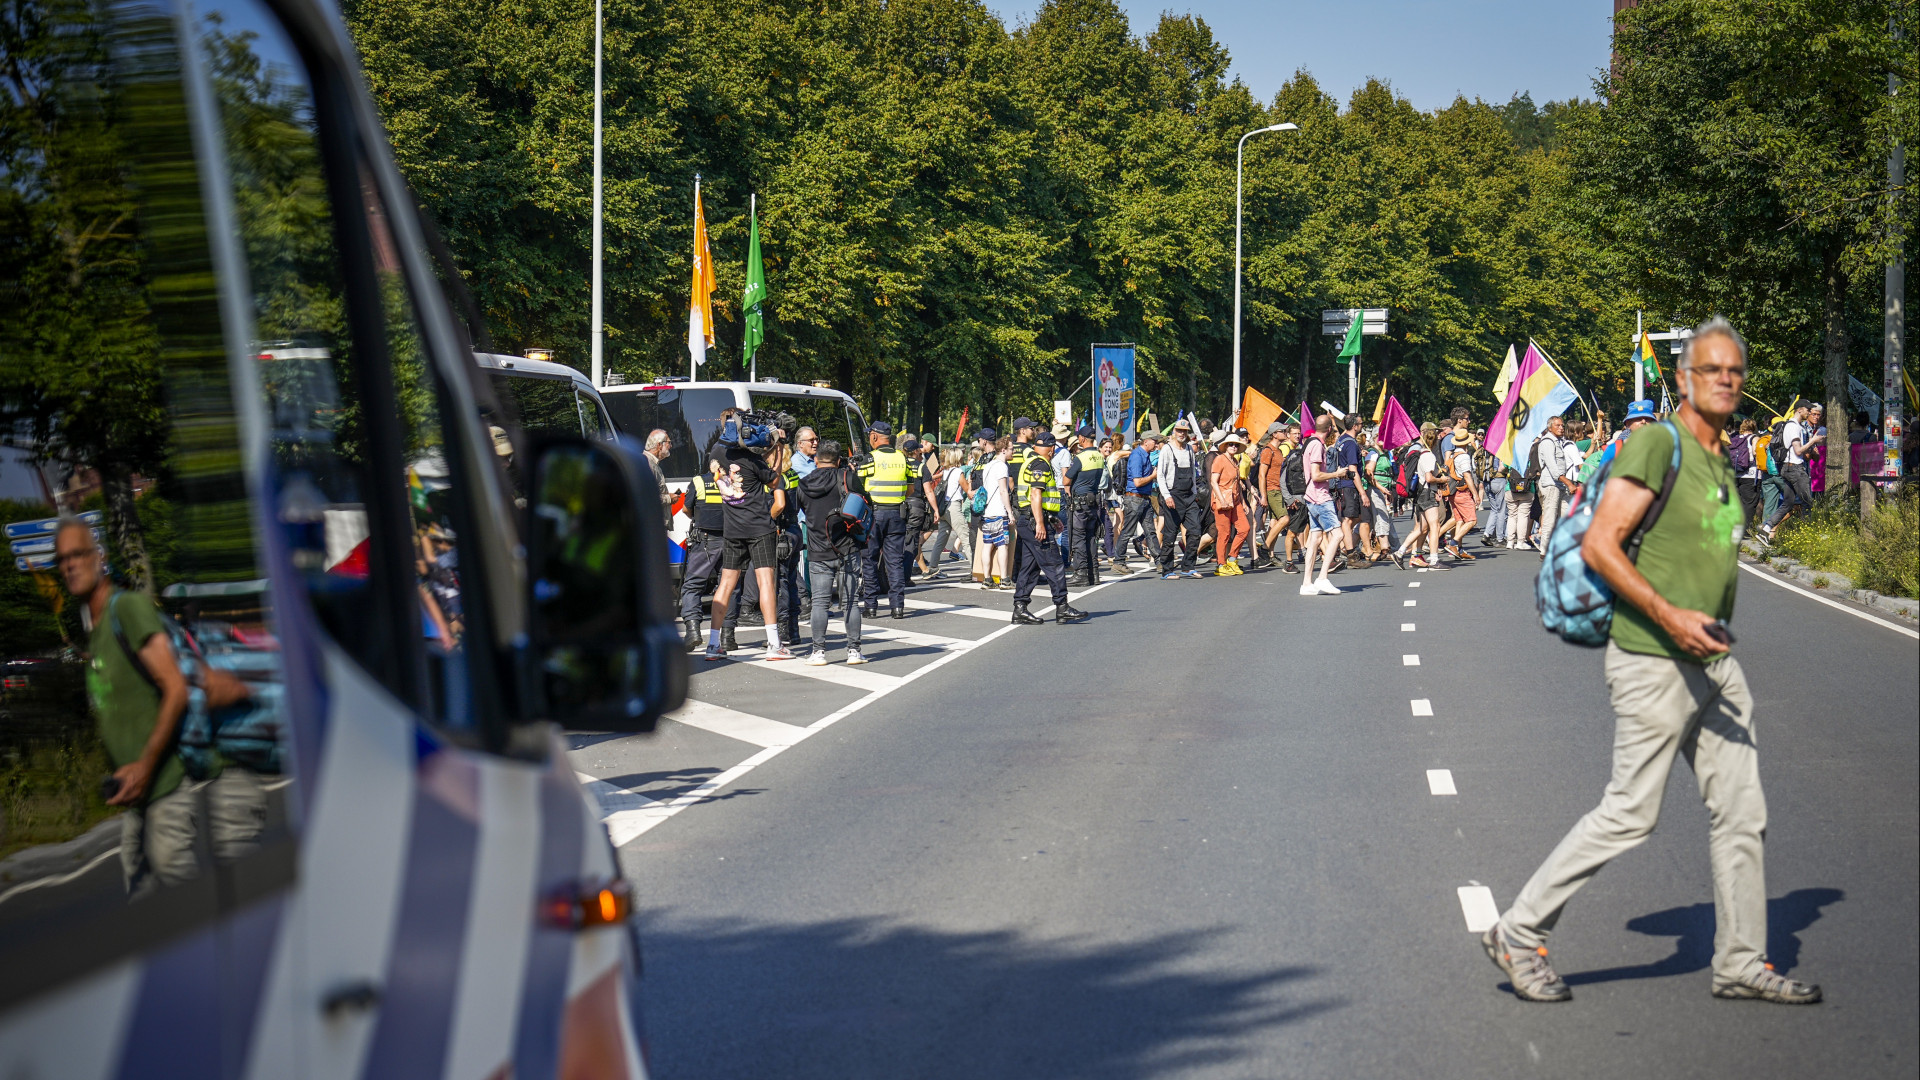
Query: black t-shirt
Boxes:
[
  {"xmin": 717, "ymin": 446, "xmax": 777, "ymax": 538},
  {"xmin": 917, "ymin": 460, "xmax": 938, "ymax": 506}
]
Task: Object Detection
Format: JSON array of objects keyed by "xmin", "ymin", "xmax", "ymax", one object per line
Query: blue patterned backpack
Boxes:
[{"xmin": 1536, "ymin": 420, "xmax": 1683, "ymax": 646}]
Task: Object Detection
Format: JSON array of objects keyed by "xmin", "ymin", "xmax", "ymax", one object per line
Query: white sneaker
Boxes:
[
  {"xmin": 844, "ymin": 648, "xmax": 868, "ymax": 665},
  {"xmin": 1315, "ymin": 577, "xmax": 1341, "ymax": 595},
  {"xmin": 806, "ymin": 649, "xmax": 829, "ymax": 666},
  {"xmin": 765, "ymin": 645, "xmax": 796, "ymax": 662},
  {"xmin": 1298, "ymin": 582, "xmax": 1318, "ymax": 596}
]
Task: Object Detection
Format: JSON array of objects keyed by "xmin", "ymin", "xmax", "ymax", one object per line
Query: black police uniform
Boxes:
[
  {"xmin": 678, "ymin": 469, "xmax": 741, "ymax": 648},
  {"xmin": 1012, "ymin": 452, "xmax": 1068, "ymax": 609},
  {"xmin": 740, "ymin": 466, "xmax": 801, "ymax": 642},
  {"xmin": 1065, "ymin": 443, "xmax": 1105, "ymax": 584}
]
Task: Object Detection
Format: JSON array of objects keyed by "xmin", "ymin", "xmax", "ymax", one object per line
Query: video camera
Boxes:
[{"xmin": 718, "ymin": 409, "xmax": 798, "ymax": 450}]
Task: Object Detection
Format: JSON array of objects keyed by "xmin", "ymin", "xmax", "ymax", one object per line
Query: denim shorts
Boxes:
[{"xmin": 1305, "ymin": 500, "xmax": 1339, "ymax": 534}]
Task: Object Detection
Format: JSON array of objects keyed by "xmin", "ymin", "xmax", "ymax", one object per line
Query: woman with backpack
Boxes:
[
  {"xmin": 937, "ymin": 446, "xmax": 973, "ymax": 569},
  {"xmin": 1730, "ymin": 418, "xmax": 1762, "ymax": 530},
  {"xmin": 971, "ymin": 437, "xmax": 1014, "ymax": 588}
]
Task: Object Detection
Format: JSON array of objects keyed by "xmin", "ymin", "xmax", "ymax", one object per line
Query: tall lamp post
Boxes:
[
  {"xmin": 1233, "ymin": 122, "xmax": 1297, "ymax": 415},
  {"xmin": 589, "ymin": 0, "xmax": 604, "ymax": 388}
]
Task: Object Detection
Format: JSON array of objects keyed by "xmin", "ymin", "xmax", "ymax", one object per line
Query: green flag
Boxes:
[
  {"xmin": 742, "ymin": 198, "xmax": 766, "ymax": 366},
  {"xmin": 1337, "ymin": 310, "xmax": 1363, "ymax": 362}
]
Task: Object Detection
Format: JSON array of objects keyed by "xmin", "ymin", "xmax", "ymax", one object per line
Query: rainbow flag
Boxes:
[{"xmin": 1486, "ymin": 343, "xmax": 1578, "ymax": 470}]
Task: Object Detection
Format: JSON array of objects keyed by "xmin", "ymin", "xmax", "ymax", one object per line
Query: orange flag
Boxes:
[{"xmin": 1234, "ymin": 387, "xmax": 1282, "ymax": 437}]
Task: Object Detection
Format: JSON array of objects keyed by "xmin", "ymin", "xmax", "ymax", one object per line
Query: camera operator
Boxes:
[{"xmin": 704, "ymin": 409, "xmax": 794, "ymax": 661}]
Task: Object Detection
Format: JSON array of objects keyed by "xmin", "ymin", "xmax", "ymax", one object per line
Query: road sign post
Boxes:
[{"xmin": 1322, "ymin": 308, "xmax": 1388, "ymax": 416}]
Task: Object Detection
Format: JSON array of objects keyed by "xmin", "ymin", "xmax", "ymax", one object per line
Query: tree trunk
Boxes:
[
  {"xmin": 102, "ymin": 468, "xmax": 151, "ymax": 596},
  {"xmin": 905, "ymin": 362, "xmax": 928, "ymax": 436},
  {"xmin": 837, "ymin": 353, "xmax": 856, "ymax": 405},
  {"xmin": 1822, "ymin": 247, "xmax": 1851, "ymax": 494}
]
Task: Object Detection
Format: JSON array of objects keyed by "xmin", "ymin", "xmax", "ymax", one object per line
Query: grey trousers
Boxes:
[
  {"xmin": 121, "ymin": 767, "xmax": 268, "ymax": 895},
  {"xmin": 1536, "ymin": 480, "xmax": 1567, "ymax": 548},
  {"xmin": 1500, "ymin": 644, "xmax": 1768, "ymax": 983},
  {"xmin": 808, "ymin": 555, "xmax": 862, "ymax": 652}
]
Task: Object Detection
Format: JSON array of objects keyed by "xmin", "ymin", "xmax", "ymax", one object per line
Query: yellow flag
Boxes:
[
  {"xmin": 687, "ymin": 180, "xmax": 716, "ymax": 367},
  {"xmin": 1490, "ymin": 344, "xmax": 1518, "ymax": 404},
  {"xmin": 1372, "ymin": 377, "xmax": 1389, "ymax": 424}
]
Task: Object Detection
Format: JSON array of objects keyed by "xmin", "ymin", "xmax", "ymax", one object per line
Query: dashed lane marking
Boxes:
[
  {"xmin": 1457, "ymin": 885, "xmax": 1499, "ymax": 932},
  {"xmin": 1411, "ymin": 699, "xmax": 1434, "ymax": 716},
  {"xmin": 1401, "ymin": 623, "xmax": 1416, "ymax": 631},
  {"xmin": 1408, "ymin": 581, "xmax": 1420, "ymax": 587},
  {"xmin": 1426, "ymin": 769, "xmax": 1457, "ymax": 795},
  {"xmin": 1404, "ymin": 599, "xmax": 1417, "ymax": 607},
  {"xmin": 1403, "ymin": 654, "xmax": 1420, "ymax": 666},
  {"xmin": 665, "ymin": 699, "xmax": 807, "ymax": 748}
]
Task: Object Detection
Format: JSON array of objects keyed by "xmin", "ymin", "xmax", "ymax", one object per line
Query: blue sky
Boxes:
[{"xmin": 992, "ymin": 0, "xmax": 1614, "ymax": 112}]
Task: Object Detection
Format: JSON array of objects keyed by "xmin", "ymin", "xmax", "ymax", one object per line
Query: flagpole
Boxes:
[
  {"xmin": 1634, "ymin": 310, "xmax": 1643, "ymax": 402},
  {"xmin": 589, "ymin": 0, "xmax": 603, "ymax": 388},
  {"xmin": 689, "ymin": 175, "xmax": 700, "ymax": 382},
  {"xmin": 748, "ymin": 193, "xmax": 757, "ymax": 384}
]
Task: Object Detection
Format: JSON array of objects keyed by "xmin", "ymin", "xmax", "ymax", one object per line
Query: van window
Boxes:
[
  {"xmin": 487, "ymin": 371, "xmax": 585, "ymax": 441},
  {"xmin": 602, "ymin": 387, "xmax": 733, "ymax": 478},
  {"xmin": 0, "ymin": 0, "xmax": 293, "ymax": 1001},
  {"xmin": 751, "ymin": 393, "xmax": 865, "ymax": 456},
  {"xmin": 577, "ymin": 390, "xmax": 611, "ymax": 439}
]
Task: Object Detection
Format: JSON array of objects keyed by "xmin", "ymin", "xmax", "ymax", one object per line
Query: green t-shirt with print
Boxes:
[
  {"xmin": 1608, "ymin": 422, "xmax": 1742, "ymax": 661},
  {"xmin": 88, "ymin": 590, "xmax": 187, "ymax": 802}
]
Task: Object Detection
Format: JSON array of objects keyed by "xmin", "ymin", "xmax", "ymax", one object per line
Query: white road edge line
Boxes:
[
  {"xmin": 595, "ymin": 573, "xmax": 1145, "ymax": 845},
  {"xmin": 1458, "ymin": 885, "xmax": 1499, "ymax": 932},
  {"xmin": 1737, "ymin": 562, "xmax": 1918, "ymax": 640},
  {"xmin": 1404, "ymin": 600, "xmax": 1417, "ymax": 607},
  {"xmin": 1411, "ymin": 699, "xmax": 1434, "ymax": 716},
  {"xmin": 1427, "ymin": 769, "xmax": 1457, "ymax": 795}
]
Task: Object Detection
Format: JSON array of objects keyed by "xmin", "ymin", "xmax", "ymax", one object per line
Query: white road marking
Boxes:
[
  {"xmin": 1411, "ymin": 699, "xmax": 1433, "ymax": 716},
  {"xmin": 732, "ymin": 620, "xmax": 975, "ymax": 652},
  {"xmin": 1458, "ymin": 885, "xmax": 1500, "ymax": 932},
  {"xmin": 736, "ymin": 654, "xmax": 900, "ymax": 692},
  {"xmin": 1401, "ymin": 623, "xmax": 1415, "ymax": 631},
  {"xmin": 590, "ymin": 573, "xmax": 1144, "ymax": 844},
  {"xmin": 903, "ymin": 597, "xmax": 1012, "ymax": 621},
  {"xmin": 1427, "ymin": 769, "xmax": 1457, "ymax": 795},
  {"xmin": 1404, "ymin": 599, "xmax": 1417, "ymax": 607},
  {"xmin": 1402, "ymin": 654, "xmax": 1420, "ymax": 666},
  {"xmin": 665, "ymin": 699, "xmax": 807, "ymax": 748},
  {"xmin": 1737, "ymin": 562, "xmax": 1919, "ymax": 639},
  {"xmin": 1409, "ymin": 582, "xmax": 1421, "ymax": 588}
]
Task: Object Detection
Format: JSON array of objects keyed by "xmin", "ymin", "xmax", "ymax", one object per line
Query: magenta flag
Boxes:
[
  {"xmin": 1379, "ymin": 395, "xmax": 1420, "ymax": 449},
  {"xmin": 1486, "ymin": 343, "xmax": 1545, "ymax": 461},
  {"xmin": 1298, "ymin": 400, "xmax": 1313, "ymax": 428}
]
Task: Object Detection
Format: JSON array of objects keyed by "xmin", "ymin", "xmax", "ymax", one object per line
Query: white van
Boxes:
[
  {"xmin": 600, "ymin": 380, "xmax": 869, "ymax": 565},
  {"xmin": 0, "ymin": 0, "xmax": 684, "ymax": 1076}
]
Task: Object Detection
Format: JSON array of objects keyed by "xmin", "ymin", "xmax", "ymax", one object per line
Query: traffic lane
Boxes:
[
  {"xmin": 629, "ymin": 565, "xmax": 1486, "ymax": 1079},
  {"xmin": 1399, "ymin": 550, "xmax": 1917, "ymax": 1077}
]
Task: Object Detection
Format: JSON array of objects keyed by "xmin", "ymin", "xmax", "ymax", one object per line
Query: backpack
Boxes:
[
  {"xmin": 110, "ymin": 591, "xmax": 284, "ymax": 779},
  {"xmin": 1282, "ymin": 448, "xmax": 1309, "ymax": 502},
  {"xmin": 1764, "ymin": 420, "xmax": 1790, "ymax": 474},
  {"xmin": 824, "ymin": 468, "xmax": 871, "ymax": 553},
  {"xmin": 1523, "ymin": 436, "xmax": 1547, "ymax": 481},
  {"xmin": 1536, "ymin": 420, "xmax": 1685, "ymax": 646},
  {"xmin": 1392, "ymin": 450, "xmax": 1418, "ymax": 499},
  {"xmin": 1728, "ymin": 432, "xmax": 1754, "ymax": 473}
]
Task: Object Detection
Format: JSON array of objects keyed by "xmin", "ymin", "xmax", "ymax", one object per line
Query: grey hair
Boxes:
[
  {"xmin": 644, "ymin": 428, "xmax": 671, "ymax": 452},
  {"xmin": 1681, "ymin": 316, "xmax": 1748, "ymax": 371},
  {"xmin": 795, "ymin": 426, "xmax": 816, "ymax": 440},
  {"xmin": 53, "ymin": 514, "xmax": 99, "ymax": 549}
]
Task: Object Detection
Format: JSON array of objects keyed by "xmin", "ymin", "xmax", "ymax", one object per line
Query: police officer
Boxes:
[
  {"xmin": 1012, "ymin": 431, "xmax": 1090, "ymax": 625},
  {"xmin": 857, "ymin": 421, "xmax": 913, "ymax": 619},
  {"xmin": 679, "ymin": 454, "xmax": 743, "ymax": 650},
  {"xmin": 1064, "ymin": 425, "xmax": 1105, "ymax": 587}
]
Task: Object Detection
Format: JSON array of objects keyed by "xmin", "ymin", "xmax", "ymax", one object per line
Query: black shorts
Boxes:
[
  {"xmin": 1335, "ymin": 485, "xmax": 1365, "ymax": 521},
  {"xmin": 722, "ymin": 532, "xmax": 777, "ymax": 571},
  {"xmin": 1286, "ymin": 503, "xmax": 1311, "ymax": 535},
  {"xmin": 1414, "ymin": 486, "xmax": 1441, "ymax": 514}
]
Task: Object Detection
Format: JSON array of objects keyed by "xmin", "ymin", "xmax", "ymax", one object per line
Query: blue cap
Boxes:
[
  {"xmin": 974, "ymin": 427, "xmax": 997, "ymax": 442},
  {"xmin": 1624, "ymin": 399, "xmax": 1657, "ymax": 422},
  {"xmin": 867, "ymin": 420, "xmax": 893, "ymax": 436},
  {"xmin": 900, "ymin": 435, "xmax": 920, "ymax": 452},
  {"xmin": 1011, "ymin": 416, "xmax": 1037, "ymax": 431},
  {"xmin": 1076, "ymin": 424, "xmax": 1096, "ymax": 438},
  {"xmin": 1033, "ymin": 431, "xmax": 1058, "ymax": 447}
]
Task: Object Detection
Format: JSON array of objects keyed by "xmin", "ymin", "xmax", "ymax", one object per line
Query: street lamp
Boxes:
[
  {"xmin": 589, "ymin": 0, "xmax": 604, "ymax": 388},
  {"xmin": 1233, "ymin": 122, "xmax": 1298, "ymax": 416}
]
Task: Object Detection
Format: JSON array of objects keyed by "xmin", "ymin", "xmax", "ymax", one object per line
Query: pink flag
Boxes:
[
  {"xmin": 1486, "ymin": 343, "xmax": 1546, "ymax": 461},
  {"xmin": 1298, "ymin": 401, "xmax": 1313, "ymax": 429},
  {"xmin": 1379, "ymin": 395, "xmax": 1420, "ymax": 449}
]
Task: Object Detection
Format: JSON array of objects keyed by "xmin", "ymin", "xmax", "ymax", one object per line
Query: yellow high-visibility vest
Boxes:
[{"xmin": 863, "ymin": 448, "xmax": 912, "ymax": 505}]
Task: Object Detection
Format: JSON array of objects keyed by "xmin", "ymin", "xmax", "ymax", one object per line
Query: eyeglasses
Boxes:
[{"xmin": 1684, "ymin": 363, "xmax": 1747, "ymax": 380}]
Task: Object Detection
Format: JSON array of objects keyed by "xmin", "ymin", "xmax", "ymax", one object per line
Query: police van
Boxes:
[
  {"xmin": 599, "ymin": 380, "xmax": 868, "ymax": 568},
  {"xmin": 0, "ymin": 0, "xmax": 684, "ymax": 1075}
]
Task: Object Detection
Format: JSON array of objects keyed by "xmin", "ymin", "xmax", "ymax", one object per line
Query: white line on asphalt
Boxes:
[
  {"xmin": 591, "ymin": 573, "xmax": 1145, "ymax": 844},
  {"xmin": 902, "ymin": 598, "xmax": 1011, "ymax": 621},
  {"xmin": 1457, "ymin": 885, "xmax": 1499, "ymax": 932},
  {"xmin": 1401, "ymin": 623, "xmax": 1415, "ymax": 631},
  {"xmin": 664, "ymin": 699, "xmax": 806, "ymax": 748},
  {"xmin": 733, "ymin": 620, "xmax": 975, "ymax": 652},
  {"xmin": 1409, "ymin": 582, "xmax": 1421, "ymax": 588},
  {"xmin": 1411, "ymin": 699, "xmax": 1433, "ymax": 716},
  {"xmin": 1737, "ymin": 562, "xmax": 1919, "ymax": 640},
  {"xmin": 1403, "ymin": 654, "xmax": 1420, "ymax": 666},
  {"xmin": 1427, "ymin": 769, "xmax": 1457, "ymax": 795},
  {"xmin": 735, "ymin": 654, "xmax": 900, "ymax": 691},
  {"xmin": 1404, "ymin": 599, "xmax": 1417, "ymax": 607}
]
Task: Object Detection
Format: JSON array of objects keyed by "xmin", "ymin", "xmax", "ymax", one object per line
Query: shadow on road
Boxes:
[
  {"xmin": 1563, "ymin": 887, "xmax": 1844, "ymax": 985},
  {"xmin": 639, "ymin": 913, "xmax": 1341, "ymax": 1079}
]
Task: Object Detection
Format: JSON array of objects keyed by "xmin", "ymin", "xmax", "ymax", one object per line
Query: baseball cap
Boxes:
[
  {"xmin": 1171, "ymin": 418, "xmax": 1191, "ymax": 431},
  {"xmin": 867, "ymin": 420, "xmax": 893, "ymax": 436},
  {"xmin": 900, "ymin": 435, "xmax": 921, "ymax": 452},
  {"xmin": 1140, "ymin": 428, "xmax": 1162, "ymax": 441},
  {"xmin": 1076, "ymin": 423, "xmax": 1096, "ymax": 438},
  {"xmin": 974, "ymin": 427, "xmax": 998, "ymax": 442},
  {"xmin": 1033, "ymin": 431, "xmax": 1058, "ymax": 447},
  {"xmin": 1011, "ymin": 416, "xmax": 1037, "ymax": 431},
  {"xmin": 1624, "ymin": 399, "xmax": 1657, "ymax": 422}
]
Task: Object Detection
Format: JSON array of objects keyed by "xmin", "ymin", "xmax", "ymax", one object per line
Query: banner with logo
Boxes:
[{"xmin": 1092, "ymin": 344, "xmax": 1136, "ymax": 441}]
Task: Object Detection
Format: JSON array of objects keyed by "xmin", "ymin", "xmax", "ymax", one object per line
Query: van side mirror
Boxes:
[{"xmin": 525, "ymin": 437, "xmax": 687, "ymax": 731}]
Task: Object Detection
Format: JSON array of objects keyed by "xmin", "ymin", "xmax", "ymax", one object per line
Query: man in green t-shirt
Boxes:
[
  {"xmin": 55, "ymin": 518, "xmax": 199, "ymax": 893},
  {"xmin": 1485, "ymin": 318, "xmax": 1820, "ymax": 1007}
]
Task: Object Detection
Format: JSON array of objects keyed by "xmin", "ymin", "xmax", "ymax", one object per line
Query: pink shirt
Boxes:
[{"xmin": 1303, "ymin": 438, "xmax": 1332, "ymax": 504}]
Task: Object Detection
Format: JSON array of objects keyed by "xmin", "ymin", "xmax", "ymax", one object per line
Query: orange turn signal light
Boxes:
[{"xmin": 542, "ymin": 878, "xmax": 633, "ymax": 931}]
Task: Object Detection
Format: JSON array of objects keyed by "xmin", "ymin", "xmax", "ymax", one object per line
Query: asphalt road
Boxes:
[{"xmin": 570, "ymin": 528, "xmax": 1920, "ymax": 1079}]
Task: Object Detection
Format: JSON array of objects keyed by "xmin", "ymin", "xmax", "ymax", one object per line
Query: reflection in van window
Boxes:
[
  {"xmin": 488, "ymin": 372, "xmax": 584, "ymax": 441},
  {"xmin": 0, "ymin": 0, "xmax": 290, "ymax": 956},
  {"xmin": 753, "ymin": 394, "xmax": 864, "ymax": 458},
  {"xmin": 601, "ymin": 387, "xmax": 733, "ymax": 478}
]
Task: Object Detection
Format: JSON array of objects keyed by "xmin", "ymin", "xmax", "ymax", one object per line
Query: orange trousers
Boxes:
[{"xmin": 1213, "ymin": 504, "xmax": 1250, "ymax": 563}]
